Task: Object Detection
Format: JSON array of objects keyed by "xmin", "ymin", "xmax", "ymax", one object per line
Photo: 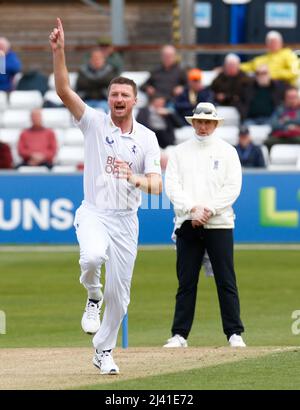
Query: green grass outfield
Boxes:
[{"xmin": 0, "ymin": 248, "xmax": 300, "ymax": 389}]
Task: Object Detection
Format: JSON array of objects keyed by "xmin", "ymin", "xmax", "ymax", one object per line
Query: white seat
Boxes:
[
  {"xmin": 18, "ymin": 166, "xmax": 49, "ymax": 173},
  {"xmin": 0, "ymin": 128, "xmax": 21, "ymax": 146},
  {"xmin": 44, "ymin": 90, "xmax": 64, "ymax": 106},
  {"xmin": 12, "ymin": 72, "xmax": 23, "ymax": 88},
  {"xmin": 52, "ymin": 165, "xmax": 78, "ymax": 173},
  {"xmin": 296, "ymin": 156, "xmax": 300, "ymax": 169},
  {"xmin": 9, "ymin": 90, "xmax": 43, "ymax": 109},
  {"xmin": 267, "ymin": 164, "xmax": 297, "ymax": 171},
  {"xmin": 121, "ymin": 71, "xmax": 150, "ymax": 88},
  {"xmin": 64, "ymin": 128, "xmax": 84, "ymax": 146},
  {"xmin": 270, "ymin": 144, "xmax": 300, "ymax": 165},
  {"xmin": 53, "ymin": 128, "xmax": 65, "ymax": 147},
  {"xmin": 56, "ymin": 146, "xmax": 84, "ymax": 166},
  {"xmin": 261, "ymin": 144, "xmax": 269, "ymax": 166},
  {"xmin": 2, "ymin": 109, "xmax": 31, "ymax": 128},
  {"xmin": 10, "ymin": 145, "xmax": 22, "ymax": 166},
  {"xmin": 69, "ymin": 72, "xmax": 79, "ymax": 90},
  {"xmin": 215, "ymin": 125, "xmax": 239, "ymax": 145},
  {"xmin": 0, "ymin": 91, "xmax": 8, "ymax": 111},
  {"xmin": 201, "ymin": 70, "xmax": 218, "ymax": 87},
  {"xmin": 41, "ymin": 108, "xmax": 71, "ymax": 128},
  {"xmin": 136, "ymin": 90, "xmax": 148, "ymax": 108},
  {"xmin": 216, "ymin": 106, "xmax": 240, "ymax": 126},
  {"xmin": 248, "ymin": 125, "xmax": 272, "ymax": 145},
  {"xmin": 48, "ymin": 72, "xmax": 78, "ymax": 90},
  {"xmin": 174, "ymin": 126, "xmax": 195, "ymax": 144}
]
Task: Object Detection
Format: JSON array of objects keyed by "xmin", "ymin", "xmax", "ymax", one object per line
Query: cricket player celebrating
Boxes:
[{"xmin": 49, "ymin": 19, "xmax": 162, "ymax": 375}]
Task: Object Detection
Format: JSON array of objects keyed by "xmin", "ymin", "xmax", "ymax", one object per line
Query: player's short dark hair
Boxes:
[{"xmin": 108, "ymin": 77, "xmax": 138, "ymax": 97}]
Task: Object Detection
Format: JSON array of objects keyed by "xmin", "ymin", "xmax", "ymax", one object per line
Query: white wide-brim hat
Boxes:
[{"xmin": 185, "ymin": 102, "xmax": 224, "ymax": 126}]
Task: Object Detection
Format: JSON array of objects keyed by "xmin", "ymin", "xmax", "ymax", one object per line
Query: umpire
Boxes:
[{"xmin": 164, "ymin": 102, "xmax": 245, "ymax": 348}]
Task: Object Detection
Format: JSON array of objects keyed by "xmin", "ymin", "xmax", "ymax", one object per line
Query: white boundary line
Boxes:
[{"xmin": 0, "ymin": 244, "xmax": 300, "ymax": 252}]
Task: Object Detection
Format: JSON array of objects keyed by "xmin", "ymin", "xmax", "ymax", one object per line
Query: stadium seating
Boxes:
[
  {"xmin": 269, "ymin": 144, "xmax": 300, "ymax": 166},
  {"xmin": 48, "ymin": 72, "xmax": 78, "ymax": 90},
  {"xmin": 216, "ymin": 106, "xmax": 240, "ymax": 126},
  {"xmin": 248, "ymin": 125, "xmax": 272, "ymax": 145},
  {"xmin": 43, "ymin": 90, "xmax": 64, "ymax": 107},
  {"xmin": 214, "ymin": 125, "xmax": 239, "ymax": 145},
  {"xmin": 9, "ymin": 90, "xmax": 43, "ymax": 109},
  {"xmin": 41, "ymin": 108, "xmax": 72, "ymax": 129},
  {"xmin": 201, "ymin": 70, "xmax": 218, "ymax": 87},
  {"xmin": 0, "ymin": 91, "xmax": 8, "ymax": 111},
  {"xmin": 2, "ymin": 109, "xmax": 31, "ymax": 128},
  {"xmin": 64, "ymin": 128, "xmax": 84, "ymax": 146},
  {"xmin": 56, "ymin": 146, "xmax": 84, "ymax": 166},
  {"xmin": 174, "ymin": 126, "xmax": 195, "ymax": 144},
  {"xmin": 0, "ymin": 128, "xmax": 21, "ymax": 146},
  {"xmin": 52, "ymin": 165, "xmax": 78, "ymax": 173},
  {"xmin": 136, "ymin": 91, "xmax": 148, "ymax": 108},
  {"xmin": 261, "ymin": 145, "xmax": 270, "ymax": 167},
  {"xmin": 0, "ymin": 71, "xmax": 299, "ymax": 172},
  {"xmin": 121, "ymin": 71, "xmax": 150, "ymax": 88},
  {"xmin": 18, "ymin": 166, "xmax": 49, "ymax": 173}
]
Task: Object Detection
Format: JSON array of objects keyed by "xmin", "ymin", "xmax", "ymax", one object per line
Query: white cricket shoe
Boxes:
[
  {"xmin": 81, "ymin": 299, "xmax": 102, "ymax": 335},
  {"xmin": 229, "ymin": 334, "xmax": 246, "ymax": 348},
  {"xmin": 163, "ymin": 334, "xmax": 188, "ymax": 348},
  {"xmin": 93, "ymin": 351, "xmax": 120, "ymax": 375}
]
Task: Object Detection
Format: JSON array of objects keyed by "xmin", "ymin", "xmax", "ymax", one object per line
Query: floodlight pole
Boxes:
[{"xmin": 110, "ymin": 0, "xmax": 127, "ymax": 45}]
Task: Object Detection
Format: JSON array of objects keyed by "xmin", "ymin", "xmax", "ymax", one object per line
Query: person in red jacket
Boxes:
[
  {"xmin": 0, "ymin": 141, "xmax": 13, "ymax": 169},
  {"xmin": 18, "ymin": 109, "xmax": 57, "ymax": 168}
]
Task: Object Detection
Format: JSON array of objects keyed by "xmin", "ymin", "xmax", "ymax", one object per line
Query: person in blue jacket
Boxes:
[
  {"xmin": 235, "ymin": 126, "xmax": 266, "ymax": 168},
  {"xmin": 0, "ymin": 37, "xmax": 22, "ymax": 92}
]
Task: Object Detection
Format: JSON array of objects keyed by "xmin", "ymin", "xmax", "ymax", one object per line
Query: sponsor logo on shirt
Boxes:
[
  {"xmin": 105, "ymin": 136, "xmax": 115, "ymax": 145},
  {"xmin": 213, "ymin": 160, "xmax": 219, "ymax": 170},
  {"xmin": 131, "ymin": 145, "xmax": 137, "ymax": 154},
  {"xmin": 105, "ymin": 156, "xmax": 133, "ymax": 175},
  {"xmin": 154, "ymin": 159, "xmax": 160, "ymax": 166}
]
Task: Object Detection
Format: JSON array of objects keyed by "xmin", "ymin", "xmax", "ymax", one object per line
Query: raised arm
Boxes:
[{"xmin": 49, "ymin": 18, "xmax": 85, "ymax": 121}]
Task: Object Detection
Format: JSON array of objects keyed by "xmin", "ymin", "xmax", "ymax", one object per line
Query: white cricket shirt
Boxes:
[
  {"xmin": 75, "ymin": 104, "xmax": 161, "ymax": 212},
  {"xmin": 165, "ymin": 134, "xmax": 242, "ymax": 230}
]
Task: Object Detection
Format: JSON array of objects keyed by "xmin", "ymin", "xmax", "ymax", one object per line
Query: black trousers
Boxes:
[{"xmin": 171, "ymin": 221, "xmax": 244, "ymax": 339}]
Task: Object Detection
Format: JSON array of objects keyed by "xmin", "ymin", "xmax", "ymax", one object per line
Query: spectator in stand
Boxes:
[
  {"xmin": 211, "ymin": 53, "xmax": 251, "ymax": 119},
  {"xmin": 0, "ymin": 140, "xmax": 13, "ymax": 169},
  {"xmin": 76, "ymin": 48, "xmax": 116, "ymax": 111},
  {"xmin": 235, "ymin": 126, "xmax": 265, "ymax": 168},
  {"xmin": 0, "ymin": 37, "xmax": 22, "ymax": 92},
  {"xmin": 97, "ymin": 37, "xmax": 123, "ymax": 76},
  {"xmin": 17, "ymin": 109, "xmax": 57, "ymax": 169},
  {"xmin": 243, "ymin": 65, "xmax": 286, "ymax": 126},
  {"xmin": 241, "ymin": 31, "xmax": 299, "ymax": 86},
  {"xmin": 137, "ymin": 93, "xmax": 182, "ymax": 148},
  {"xmin": 141, "ymin": 45, "xmax": 187, "ymax": 102},
  {"xmin": 266, "ymin": 87, "xmax": 300, "ymax": 150},
  {"xmin": 175, "ymin": 68, "xmax": 214, "ymax": 125}
]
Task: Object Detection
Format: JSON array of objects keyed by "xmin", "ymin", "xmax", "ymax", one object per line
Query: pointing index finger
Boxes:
[{"xmin": 57, "ymin": 17, "xmax": 63, "ymax": 31}]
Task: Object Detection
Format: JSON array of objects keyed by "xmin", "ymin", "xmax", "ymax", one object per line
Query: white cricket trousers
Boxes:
[{"xmin": 74, "ymin": 203, "xmax": 138, "ymax": 351}]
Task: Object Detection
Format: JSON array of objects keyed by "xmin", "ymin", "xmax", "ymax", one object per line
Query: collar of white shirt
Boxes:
[{"xmin": 109, "ymin": 115, "xmax": 138, "ymax": 140}]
